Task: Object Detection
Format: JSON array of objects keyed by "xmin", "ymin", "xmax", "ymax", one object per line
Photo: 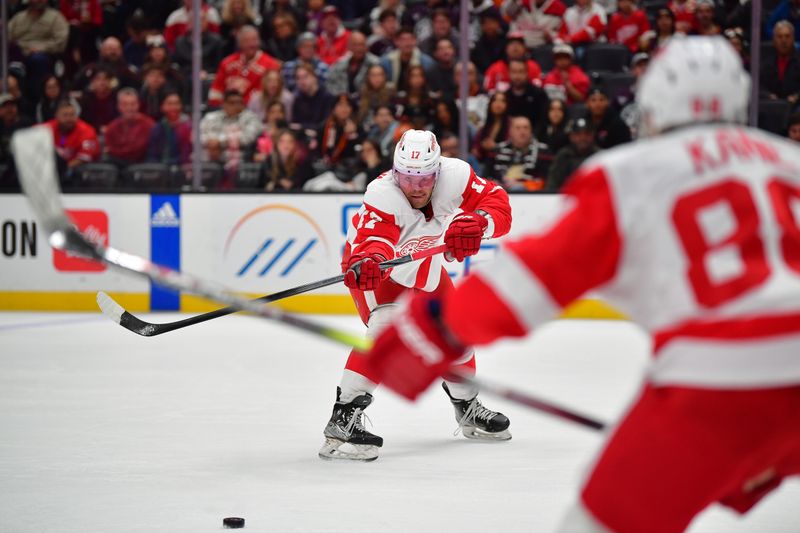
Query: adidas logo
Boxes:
[{"xmin": 151, "ymin": 201, "xmax": 180, "ymax": 227}]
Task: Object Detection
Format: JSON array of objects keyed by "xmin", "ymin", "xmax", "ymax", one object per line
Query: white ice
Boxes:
[{"xmin": 1, "ymin": 312, "xmax": 798, "ymax": 533}]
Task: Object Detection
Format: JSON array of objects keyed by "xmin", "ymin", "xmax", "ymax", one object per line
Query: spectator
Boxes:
[
  {"xmin": 104, "ymin": 88, "xmax": 156, "ymax": 168},
  {"xmin": 139, "ymin": 64, "xmax": 173, "ymax": 120},
  {"xmin": 45, "ymin": 98, "xmax": 100, "ymax": 172},
  {"xmin": 618, "ymin": 52, "xmax": 649, "ymax": 138},
  {"xmin": 438, "ymin": 129, "xmax": 482, "ymax": 173},
  {"xmin": 640, "ymin": 7, "xmax": 677, "ymax": 53},
  {"xmin": 318, "ymin": 94, "xmax": 362, "ymax": 168},
  {"xmin": 265, "ymin": 13, "xmax": 299, "ymax": 62},
  {"xmin": 432, "ymin": 99, "xmax": 460, "ymax": 139},
  {"xmin": 379, "ymin": 26, "xmax": 435, "ymax": 92},
  {"xmin": 220, "ymin": 0, "xmax": 257, "ymax": 56},
  {"xmin": 0, "ymin": 94, "xmax": 35, "ymax": 171},
  {"xmin": 60, "ymin": 0, "xmax": 103, "ymax": 71},
  {"xmin": 760, "ymin": 20, "xmax": 800, "ymax": 106},
  {"xmin": 174, "ymin": 12, "xmax": 225, "ymax": 80},
  {"xmin": 123, "ymin": 11, "xmax": 149, "ymax": 70},
  {"xmin": 546, "ymin": 115, "xmax": 598, "ymax": 191},
  {"xmin": 6, "ymin": 73, "xmax": 36, "ymax": 122},
  {"xmin": 367, "ymin": 9, "xmax": 399, "ymax": 57},
  {"xmin": 765, "ymin": 0, "xmax": 800, "ymax": 46},
  {"xmin": 455, "ymin": 61, "xmax": 489, "ymax": 132},
  {"xmin": 357, "ymin": 64, "xmax": 397, "ymax": 127},
  {"xmin": 419, "ymin": 8, "xmax": 458, "ymax": 56},
  {"xmin": 282, "ymin": 31, "xmax": 330, "ymax": 93},
  {"xmin": 248, "ymin": 69, "xmax": 294, "ymax": 122},
  {"xmin": 394, "ymin": 65, "xmax": 437, "ymax": 125},
  {"xmin": 79, "ymin": 68, "xmax": 119, "ymax": 134},
  {"xmin": 303, "ymin": 0, "xmax": 326, "ymax": 36},
  {"xmin": 254, "ymin": 101, "xmax": 290, "ymax": 161},
  {"xmin": 8, "ymin": 0, "xmax": 69, "ymax": 98},
  {"xmin": 586, "ymin": 86, "xmax": 632, "ymax": 149},
  {"xmin": 535, "ymin": 98, "xmax": 570, "ymax": 156},
  {"xmin": 368, "ymin": 0, "xmax": 407, "ymax": 37},
  {"xmin": 471, "ymin": 7, "xmax": 508, "ymax": 74},
  {"xmin": 542, "ymin": 43, "xmax": 590, "ymax": 104},
  {"xmin": 366, "ymin": 104, "xmax": 400, "ymax": 157},
  {"xmin": 502, "ymin": 0, "xmax": 566, "ymax": 48},
  {"xmin": 146, "ymin": 92, "xmax": 193, "ymax": 166},
  {"xmin": 724, "ymin": 27, "xmax": 750, "ymax": 70},
  {"xmin": 260, "ymin": 0, "xmax": 304, "ymax": 42},
  {"xmin": 668, "ymin": 0, "xmax": 698, "ymax": 34},
  {"xmin": 200, "ymin": 89, "xmax": 263, "ymax": 185},
  {"xmin": 208, "ymin": 25, "xmax": 281, "ymax": 107},
  {"xmin": 788, "ymin": 112, "xmax": 800, "ymax": 141},
  {"xmin": 504, "ymin": 58, "xmax": 550, "ymax": 132},
  {"xmin": 559, "ymin": 0, "xmax": 608, "ymax": 46},
  {"xmin": 36, "ymin": 75, "xmax": 68, "ymax": 123},
  {"xmin": 607, "ymin": 0, "xmax": 650, "ymax": 52},
  {"xmin": 427, "ymin": 38, "xmax": 458, "ymax": 101},
  {"xmin": 489, "ymin": 116, "xmax": 547, "ymax": 190},
  {"xmin": 694, "ymin": 0, "xmax": 721, "ymax": 35},
  {"xmin": 260, "ymin": 129, "xmax": 312, "ymax": 191},
  {"xmin": 483, "ymin": 33, "xmax": 543, "ymax": 93},
  {"xmin": 351, "ymin": 138, "xmax": 390, "ymax": 189},
  {"xmin": 291, "ymin": 63, "xmax": 337, "ymax": 132},
  {"xmin": 164, "ymin": 0, "xmax": 221, "ymax": 50},
  {"xmin": 73, "ymin": 37, "xmax": 139, "ymax": 91},
  {"xmin": 326, "ymin": 31, "xmax": 380, "ymax": 99},
  {"xmin": 473, "ymin": 91, "xmax": 511, "ymax": 162},
  {"xmin": 317, "ymin": 6, "xmax": 351, "ymax": 66}
]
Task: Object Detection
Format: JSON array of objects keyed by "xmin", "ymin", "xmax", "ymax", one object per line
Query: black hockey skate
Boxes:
[
  {"xmin": 319, "ymin": 387, "xmax": 383, "ymax": 461},
  {"xmin": 442, "ymin": 382, "xmax": 512, "ymax": 441}
]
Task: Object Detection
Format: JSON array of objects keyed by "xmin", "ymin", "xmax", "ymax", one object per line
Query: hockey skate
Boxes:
[
  {"xmin": 319, "ymin": 387, "xmax": 383, "ymax": 461},
  {"xmin": 442, "ymin": 382, "xmax": 512, "ymax": 441}
]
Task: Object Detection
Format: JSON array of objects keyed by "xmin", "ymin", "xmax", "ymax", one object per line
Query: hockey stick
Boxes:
[
  {"xmin": 11, "ymin": 126, "xmax": 606, "ymax": 432},
  {"xmin": 96, "ymin": 244, "xmax": 448, "ymax": 337}
]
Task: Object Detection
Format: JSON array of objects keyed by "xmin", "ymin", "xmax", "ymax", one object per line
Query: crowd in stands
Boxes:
[{"xmin": 0, "ymin": 0, "xmax": 799, "ymax": 193}]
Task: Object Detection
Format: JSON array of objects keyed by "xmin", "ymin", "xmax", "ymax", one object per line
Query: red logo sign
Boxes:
[{"xmin": 53, "ymin": 210, "xmax": 108, "ymax": 272}]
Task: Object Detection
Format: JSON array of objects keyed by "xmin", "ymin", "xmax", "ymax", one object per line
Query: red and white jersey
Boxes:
[
  {"xmin": 445, "ymin": 125, "xmax": 800, "ymax": 389},
  {"xmin": 559, "ymin": 2, "xmax": 607, "ymax": 45},
  {"xmin": 343, "ymin": 157, "xmax": 512, "ymax": 292}
]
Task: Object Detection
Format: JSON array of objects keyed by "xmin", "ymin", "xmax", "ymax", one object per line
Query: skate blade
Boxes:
[
  {"xmin": 318, "ymin": 438, "xmax": 380, "ymax": 461},
  {"xmin": 461, "ymin": 427, "xmax": 512, "ymax": 441}
]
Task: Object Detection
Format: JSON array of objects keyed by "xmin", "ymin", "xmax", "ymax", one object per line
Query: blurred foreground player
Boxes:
[
  {"xmin": 363, "ymin": 36, "xmax": 800, "ymax": 532},
  {"xmin": 319, "ymin": 129, "xmax": 513, "ymax": 461}
]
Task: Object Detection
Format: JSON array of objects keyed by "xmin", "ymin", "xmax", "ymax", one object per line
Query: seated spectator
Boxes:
[
  {"xmin": 473, "ymin": 91, "xmax": 511, "ymax": 162},
  {"xmin": 142, "ymin": 36, "xmax": 185, "ymax": 93},
  {"xmin": 79, "ymin": 68, "xmax": 119, "ymax": 134},
  {"xmin": 6, "ymin": 72, "xmax": 36, "ymax": 122},
  {"xmin": 45, "ymin": 98, "xmax": 100, "ymax": 173},
  {"xmin": 123, "ymin": 11, "xmax": 149, "ymax": 70},
  {"xmin": 317, "ymin": 6, "xmax": 351, "ymax": 66},
  {"xmin": 318, "ymin": 95, "xmax": 363, "ymax": 168},
  {"xmin": 8, "ymin": 0, "xmax": 69, "ymax": 99},
  {"xmin": 504, "ymin": 58, "xmax": 550, "ymax": 132},
  {"xmin": 542, "ymin": 43, "xmax": 590, "ymax": 104},
  {"xmin": 640, "ymin": 8, "xmax": 677, "ymax": 53},
  {"xmin": 357, "ymin": 64, "xmax": 397, "ymax": 128},
  {"xmin": 760, "ymin": 21, "xmax": 800, "ymax": 106},
  {"xmin": 483, "ymin": 33, "xmax": 543, "ymax": 93},
  {"xmin": 439, "ymin": 130, "xmax": 482, "ymax": 173},
  {"xmin": 367, "ymin": 9, "xmax": 399, "ymax": 57},
  {"xmin": 260, "ymin": 129, "xmax": 312, "ymax": 191},
  {"xmin": 220, "ymin": 0, "xmax": 258, "ymax": 56},
  {"xmin": 326, "ymin": 32, "xmax": 380, "ymax": 99},
  {"xmin": 471, "ymin": 8, "xmax": 507, "ymax": 74},
  {"xmin": 139, "ymin": 64, "xmax": 175, "ymax": 120},
  {"xmin": 200, "ymin": 89, "xmax": 263, "ymax": 184},
  {"xmin": 488, "ymin": 116, "xmax": 547, "ymax": 190},
  {"xmin": 419, "ymin": 8, "xmax": 459, "ymax": 56},
  {"xmin": 427, "ymin": 38, "xmax": 458, "ymax": 101},
  {"xmin": 694, "ymin": 0, "xmax": 721, "ymax": 35},
  {"xmin": 368, "ymin": 0, "xmax": 407, "ymax": 38},
  {"xmin": 366, "ymin": 104, "xmax": 401, "ymax": 157},
  {"xmin": 260, "ymin": 0, "xmax": 304, "ymax": 42},
  {"xmin": 394, "ymin": 65, "xmax": 437, "ymax": 124},
  {"xmin": 73, "ymin": 37, "xmax": 139, "ymax": 92},
  {"xmin": 208, "ymin": 25, "xmax": 281, "ymax": 107},
  {"xmin": 164, "ymin": 0, "xmax": 221, "ymax": 50},
  {"xmin": 36, "ymin": 75, "xmax": 68, "ymax": 123},
  {"xmin": 546, "ymin": 115, "xmax": 598, "ymax": 191},
  {"xmin": 303, "ymin": 0, "xmax": 326, "ymax": 36},
  {"xmin": 535, "ymin": 98, "xmax": 570, "ymax": 157},
  {"xmin": 291, "ymin": 63, "xmax": 337, "ymax": 132},
  {"xmin": 380, "ymin": 27, "xmax": 435, "ymax": 92},
  {"xmin": 559, "ymin": 0, "xmax": 608, "ymax": 46},
  {"xmin": 249, "ymin": 70, "xmax": 294, "ymax": 122},
  {"xmin": 724, "ymin": 27, "xmax": 750, "ymax": 71},
  {"xmin": 620, "ymin": 52, "xmax": 649, "ymax": 138},
  {"xmin": 502, "ymin": 0, "xmax": 566, "ymax": 49},
  {"xmin": 265, "ymin": 13, "xmax": 300, "ymax": 63},
  {"xmin": 607, "ymin": 0, "xmax": 650, "ymax": 52},
  {"xmin": 104, "ymin": 88, "xmax": 156, "ymax": 168},
  {"xmin": 146, "ymin": 92, "xmax": 193, "ymax": 166},
  {"xmin": 432, "ymin": 99, "xmax": 460, "ymax": 139},
  {"xmin": 61, "ymin": 0, "xmax": 103, "ymax": 74},
  {"xmin": 174, "ymin": 13, "xmax": 225, "ymax": 81},
  {"xmin": 669, "ymin": 0, "xmax": 698, "ymax": 34},
  {"xmin": 254, "ymin": 101, "xmax": 290, "ymax": 161},
  {"xmin": 0, "ymin": 94, "xmax": 35, "ymax": 171},
  {"xmin": 455, "ymin": 61, "xmax": 489, "ymax": 132},
  {"xmin": 352, "ymin": 139, "xmax": 391, "ymax": 189},
  {"xmin": 586, "ymin": 85, "xmax": 631, "ymax": 149},
  {"xmin": 788, "ymin": 112, "xmax": 800, "ymax": 141},
  {"xmin": 282, "ymin": 32, "xmax": 330, "ymax": 93},
  {"xmin": 765, "ymin": 0, "xmax": 800, "ymax": 47}
]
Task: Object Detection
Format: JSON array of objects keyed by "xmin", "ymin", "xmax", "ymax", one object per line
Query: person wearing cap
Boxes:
[
  {"xmin": 326, "ymin": 31, "xmax": 380, "ymax": 99},
  {"xmin": 471, "ymin": 7, "xmax": 508, "ymax": 73},
  {"xmin": 607, "ymin": 0, "xmax": 650, "ymax": 52},
  {"xmin": 164, "ymin": 0, "xmax": 221, "ymax": 49},
  {"xmin": 208, "ymin": 25, "xmax": 281, "ymax": 107},
  {"xmin": 542, "ymin": 43, "xmax": 590, "ymax": 104},
  {"xmin": 559, "ymin": 0, "xmax": 607, "ymax": 46},
  {"xmin": 545, "ymin": 115, "xmax": 598, "ymax": 191},
  {"xmin": 282, "ymin": 31, "xmax": 330, "ymax": 93},
  {"xmin": 586, "ymin": 85, "xmax": 631, "ymax": 149},
  {"xmin": 317, "ymin": 6, "xmax": 351, "ymax": 66},
  {"xmin": 502, "ymin": 0, "xmax": 567, "ymax": 48},
  {"xmin": 483, "ymin": 33, "xmax": 543, "ymax": 93},
  {"xmin": 379, "ymin": 27, "xmax": 435, "ymax": 92}
]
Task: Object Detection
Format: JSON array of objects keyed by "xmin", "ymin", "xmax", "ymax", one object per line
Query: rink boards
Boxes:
[{"xmin": 0, "ymin": 193, "xmax": 624, "ymax": 319}]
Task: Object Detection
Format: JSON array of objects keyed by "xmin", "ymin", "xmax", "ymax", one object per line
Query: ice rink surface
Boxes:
[{"xmin": 1, "ymin": 311, "xmax": 798, "ymax": 533}]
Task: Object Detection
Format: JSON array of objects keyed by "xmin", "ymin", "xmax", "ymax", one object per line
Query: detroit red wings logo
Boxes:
[{"xmin": 397, "ymin": 236, "xmax": 440, "ymax": 257}]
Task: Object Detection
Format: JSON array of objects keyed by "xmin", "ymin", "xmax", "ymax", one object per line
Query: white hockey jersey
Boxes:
[{"xmin": 444, "ymin": 125, "xmax": 800, "ymax": 389}]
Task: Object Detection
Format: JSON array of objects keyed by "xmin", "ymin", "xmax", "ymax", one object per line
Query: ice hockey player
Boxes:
[
  {"xmin": 360, "ymin": 36, "xmax": 800, "ymax": 531},
  {"xmin": 318, "ymin": 129, "xmax": 514, "ymax": 461}
]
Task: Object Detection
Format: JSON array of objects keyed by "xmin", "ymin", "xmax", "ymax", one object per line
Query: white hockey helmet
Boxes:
[
  {"xmin": 638, "ymin": 35, "xmax": 751, "ymax": 137},
  {"xmin": 393, "ymin": 129, "xmax": 441, "ymax": 179}
]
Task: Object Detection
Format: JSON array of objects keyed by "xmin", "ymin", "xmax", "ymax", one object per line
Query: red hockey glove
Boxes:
[
  {"xmin": 444, "ymin": 212, "xmax": 488, "ymax": 262},
  {"xmin": 343, "ymin": 252, "xmax": 389, "ymax": 290},
  {"xmin": 363, "ymin": 293, "xmax": 467, "ymax": 400}
]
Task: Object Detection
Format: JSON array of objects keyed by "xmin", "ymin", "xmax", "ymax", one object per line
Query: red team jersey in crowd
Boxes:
[
  {"xmin": 607, "ymin": 10, "xmax": 651, "ymax": 52},
  {"xmin": 45, "ymin": 119, "xmax": 100, "ymax": 165},
  {"xmin": 559, "ymin": 3, "xmax": 608, "ymax": 44},
  {"xmin": 207, "ymin": 51, "xmax": 281, "ymax": 106}
]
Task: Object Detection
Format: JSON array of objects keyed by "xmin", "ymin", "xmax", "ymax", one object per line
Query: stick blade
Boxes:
[
  {"xmin": 96, "ymin": 291, "xmax": 124, "ymax": 324},
  {"xmin": 96, "ymin": 291, "xmax": 159, "ymax": 337}
]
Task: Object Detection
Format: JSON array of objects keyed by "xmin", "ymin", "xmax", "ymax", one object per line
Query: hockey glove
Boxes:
[
  {"xmin": 343, "ymin": 252, "xmax": 390, "ymax": 291},
  {"xmin": 364, "ymin": 293, "xmax": 467, "ymax": 401},
  {"xmin": 444, "ymin": 212, "xmax": 488, "ymax": 262}
]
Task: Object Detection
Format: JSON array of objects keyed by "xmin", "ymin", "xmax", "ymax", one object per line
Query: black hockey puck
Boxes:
[{"xmin": 223, "ymin": 517, "xmax": 245, "ymax": 529}]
